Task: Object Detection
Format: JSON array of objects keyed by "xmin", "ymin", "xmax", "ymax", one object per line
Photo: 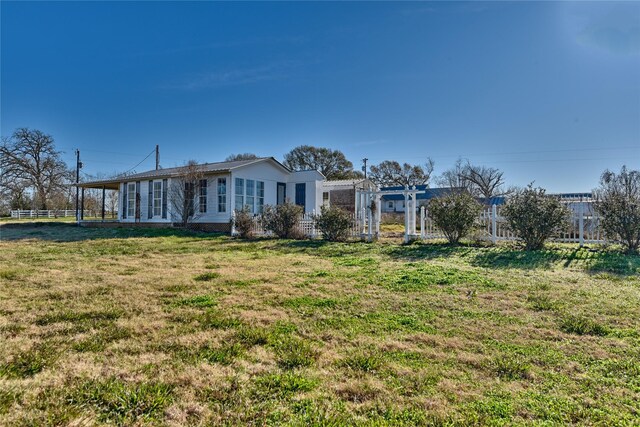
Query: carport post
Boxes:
[
  {"xmin": 80, "ymin": 188, "xmax": 85, "ymax": 220},
  {"xmin": 101, "ymin": 186, "xmax": 106, "ymax": 221}
]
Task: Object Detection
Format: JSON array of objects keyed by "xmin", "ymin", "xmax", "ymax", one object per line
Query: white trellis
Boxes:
[{"xmin": 356, "ymin": 186, "xmax": 425, "ymax": 243}]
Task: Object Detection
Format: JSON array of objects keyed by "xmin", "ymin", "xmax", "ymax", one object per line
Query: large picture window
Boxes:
[
  {"xmin": 153, "ymin": 181, "xmax": 162, "ymax": 217},
  {"xmin": 235, "ymin": 178, "xmax": 244, "ymax": 211},
  {"xmin": 199, "ymin": 179, "xmax": 207, "ymax": 213},
  {"xmin": 218, "ymin": 178, "xmax": 226, "ymax": 212},
  {"xmin": 246, "ymin": 179, "xmax": 255, "ymax": 212},
  {"xmin": 127, "ymin": 183, "xmax": 136, "ymax": 218},
  {"xmin": 256, "ymin": 181, "xmax": 265, "ymax": 213}
]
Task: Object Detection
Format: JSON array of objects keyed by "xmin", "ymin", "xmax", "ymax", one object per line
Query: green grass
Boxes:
[{"xmin": 0, "ymin": 223, "xmax": 639, "ymax": 425}]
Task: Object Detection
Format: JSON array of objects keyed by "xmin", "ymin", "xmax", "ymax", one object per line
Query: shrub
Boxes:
[
  {"xmin": 232, "ymin": 206, "xmax": 255, "ymax": 239},
  {"xmin": 502, "ymin": 185, "xmax": 570, "ymax": 250},
  {"xmin": 314, "ymin": 205, "xmax": 353, "ymax": 241},
  {"xmin": 427, "ymin": 191, "xmax": 482, "ymax": 244},
  {"xmin": 262, "ymin": 202, "xmax": 304, "ymax": 239},
  {"xmin": 593, "ymin": 166, "xmax": 640, "ymax": 253}
]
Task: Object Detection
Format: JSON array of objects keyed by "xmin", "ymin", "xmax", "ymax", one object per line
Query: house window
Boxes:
[
  {"xmin": 153, "ymin": 181, "xmax": 162, "ymax": 216},
  {"xmin": 246, "ymin": 179, "xmax": 255, "ymax": 212},
  {"xmin": 235, "ymin": 178, "xmax": 244, "ymax": 211},
  {"xmin": 199, "ymin": 179, "xmax": 207, "ymax": 213},
  {"xmin": 323, "ymin": 192, "xmax": 330, "ymax": 207},
  {"xmin": 256, "ymin": 181, "xmax": 265, "ymax": 213},
  {"xmin": 127, "ymin": 183, "xmax": 136, "ymax": 217},
  {"xmin": 217, "ymin": 178, "xmax": 227, "ymax": 213},
  {"xmin": 387, "ymin": 201, "xmax": 393, "ymax": 209}
]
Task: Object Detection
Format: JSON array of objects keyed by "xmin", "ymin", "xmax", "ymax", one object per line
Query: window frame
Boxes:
[
  {"xmin": 127, "ymin": 182, "xmax": 136, "ymax": 218},
  {"xmin": 153, "ymin": 181, "xmax": 162, "ymax": 217},
  {"xmin": 199, "ymin": 179, "xmax": 207, "ymax": 213},
  {"xmin": 217, "ymin": 178, "xmax": 227, "ymax": 213}
]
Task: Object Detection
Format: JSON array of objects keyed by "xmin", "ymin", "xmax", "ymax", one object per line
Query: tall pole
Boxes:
[
  {"xmin": 155, "ymin": 145, "xmax": 160, "ymax": 170},
  {"xmin": 75, "ymin": 149, "xmax": 80, "ymax": 223},
  {"xmin": 361, "ymin": 158, "xmax": 368, "ymax": 179}
]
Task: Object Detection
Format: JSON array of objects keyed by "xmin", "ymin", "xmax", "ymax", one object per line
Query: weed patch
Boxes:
[
  {"xmin": 0, "ymin": 343, "xmax": 59, "ymax": 378},
  {"xmin": 174, "ymin": 294, "xmax": 217, "ymax": 308},
  {"xmin": 384, "ymin": 263, "xmax": 498, "ymax": 291},
  {"xmin": 68, "ymin": 378, "xmax": 173, "ymax": 425},
  {"xmin": 253, "ymin": 372, "xmax": 317, "ymax": 399},
  {"xmin": 193, "ymin": 272, "xmax": 220, "ymax": 282},
  {"xmin": 272, "ymin": 337, "xmax": 317, "ymax": 369},
  {"xmin": 559, "ymin": 315, "xmax": 609, "ymax": 336}
]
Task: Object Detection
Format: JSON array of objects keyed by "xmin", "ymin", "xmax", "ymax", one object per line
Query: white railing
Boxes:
[
  {"xmin": 419, "ymin": 205, "xmax": 606, "ymax": 245},
  {"xmin": 232, "ymin": 211, "xmax": 359, "ymax": 238},
  {"xmin": 10, "ymin": 209, "xmax": 95, "ymax": 219}
]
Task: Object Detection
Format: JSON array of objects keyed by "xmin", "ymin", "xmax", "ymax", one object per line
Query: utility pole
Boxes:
[
  {"xmin": 155, "ymin": 145, "xmax": 160, "ymax": 170},
  {"xmin": 361, "ymin": 158, "xmax": 368, "ymax": 179},
  {"xmin": 75, "ymin": 150, "xmax": 81, "ymax": 223}
]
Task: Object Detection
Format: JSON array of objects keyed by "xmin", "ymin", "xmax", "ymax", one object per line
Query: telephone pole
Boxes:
[
  {"xmin": 361, "ymin": 158, "xmax": 368, "ymax": 179},
  {"xmin": 155, "ymin": 145, "xmax": 160, "ymax": 170}
]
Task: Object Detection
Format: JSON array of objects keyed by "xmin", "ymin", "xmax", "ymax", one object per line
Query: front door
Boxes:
[
  {"xmin": 277, "ymin": 182, "xmax": 286, "ymax": 205},
  {"xmin": 295, "ymin": 183, "xmax": 306, "ymax": 211}
]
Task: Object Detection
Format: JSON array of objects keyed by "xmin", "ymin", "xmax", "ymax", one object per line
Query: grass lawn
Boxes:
[{"xmin": 0, "ymin": 223, "xmax": 639, "ymax": 426}]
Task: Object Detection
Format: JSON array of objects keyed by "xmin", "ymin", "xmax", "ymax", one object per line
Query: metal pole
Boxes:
[{"xmin": 80, "ymin": 188, "xmax": 85, "ymax": 220}]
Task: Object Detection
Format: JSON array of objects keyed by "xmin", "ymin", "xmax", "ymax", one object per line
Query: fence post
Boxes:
[
  {"xmin": 420, "ymin": 206, "xmax": 425, "ymax": 239},
  {"xmin": 230, "ymin": 211, "xmax": 236, "ymax": 236},
  {"xmin": 491, "ymin": 204, "xmax": 497, "ymax": 244},
  {"xmin": 578, "ymin": 202, "xmax": 584, "ymax": 247}
]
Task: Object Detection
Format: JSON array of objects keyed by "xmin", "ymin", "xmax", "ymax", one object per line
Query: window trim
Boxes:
[
  {"xmin": 217, "ymin": 178, "xmax": 227, "ymax": 213},
  {"xmin": 153, "ymin": 181, "xmax": 162, "ymax": 217}
]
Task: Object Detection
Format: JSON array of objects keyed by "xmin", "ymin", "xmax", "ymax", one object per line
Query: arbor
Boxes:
[
  {"xmin": 593, "ymin": 166, "xmax": 640, "ymax": 253},
  {"xmin": 169, "ymin": 160, "xmax": 205, "ymax": 228},
  {"xmin": 283, "ymin": 145, "xmax": 362, "ymax": 180},
  {"xmin": 369, "ymin": 159, "xmax": 435, "ymax": 187},
  {"xmin": 0, "ymin": 128, "xmax": 71, "ymax": 209},
  {"xmin": 502, "ymin": 185, "xmax": 570, "ymax": 250},
  {"xmin": 225, "ymin": 153, "xmax": 258, "ymax": 162},
  {"xmin": 427, "ymin": 191, "xmax": 481, "ymax": 244}
]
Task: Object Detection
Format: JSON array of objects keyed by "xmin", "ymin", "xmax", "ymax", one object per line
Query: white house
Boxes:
[{"xmin": 78, "ymin": 157, "xmax": 324, "ymax": 232}]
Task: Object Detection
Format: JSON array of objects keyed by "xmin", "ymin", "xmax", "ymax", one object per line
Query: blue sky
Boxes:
[{"xmin": 2, "ymin": 1, "xmax": 639, "ymax": 192}]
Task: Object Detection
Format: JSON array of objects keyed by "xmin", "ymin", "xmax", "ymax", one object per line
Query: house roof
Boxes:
[
  {"xmin": 78, "ymin": 157, "xmax": 290, "ymax": 189},
  {"xmin": 380, "ymin": 186, "xmax": 452, "ymax": 201}
]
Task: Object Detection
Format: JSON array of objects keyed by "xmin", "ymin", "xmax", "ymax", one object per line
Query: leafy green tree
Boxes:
[
  {"xmin": 283, "ymin": 145, "xmax": 362, "ymax": 180},
  {"xmin": 369, "ymin": 159, "xmax": 434, "ymax": 187}
]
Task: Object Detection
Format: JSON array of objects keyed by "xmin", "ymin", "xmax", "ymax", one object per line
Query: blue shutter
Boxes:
[
  {"xmin": 295, "ymin": 183, "xmax": 306, "ymax": 209},
  {"xmin": 148, "ymin": 180, "xmax": 153, "ymax": 219},
  {"xmin": 162, "ymin": 179, "xmax": 168, "ymax": 219},
  {"xmin": 122, "ymin": 183, "xmax": 127, "ymax": 219},
  {"xmin": 135, "ymin": 181, "xmax": 141, "ymax": 219}
]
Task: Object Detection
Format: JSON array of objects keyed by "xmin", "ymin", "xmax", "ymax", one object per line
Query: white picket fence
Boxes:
[
  {"xmin": 232, "ymin": 211, "xmax": 359, "ymax": 238},
  {"xmin": 420, "ymin": 205, "xmax": 606, "ymax": 245},
  {"xmin": 10, "ymin": 209, "xmax": 95, "ymax": 219}
]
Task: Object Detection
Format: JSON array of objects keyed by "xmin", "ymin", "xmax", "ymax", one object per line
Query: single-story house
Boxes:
[
  {"xmin": 380, "ymin": 186, "xmax": 452, "ymax": 213},
  {"xmin": 380, "ymin": 185, "xmax": 507, "ymax": 213},
  {"xmin": 78, "ymin": 157, "xmax": 324, "ymax": 232}
]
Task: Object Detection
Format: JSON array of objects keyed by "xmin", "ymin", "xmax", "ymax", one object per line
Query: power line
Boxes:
[{"xmin": 120, "ymin": 148, "xmax": 156, "ymax": 175}]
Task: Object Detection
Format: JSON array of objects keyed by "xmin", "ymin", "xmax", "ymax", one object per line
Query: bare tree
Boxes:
[
  {"xmin": 435, "ymin": 158, "xmax": 473, "ymax": 191},
  {"xmin": 225, "ymin": 153, "xmax": 259, "ymax": 162},
  {"xmin": 169, "ymin": 160, "xmax": 205, "ymax": 228},
  {"xmin": 0, "ymin": 128, "xmax": 71, "ymax": 210},
  {"xmin": 369, "ymin": 159, "xmax": 435, "ymax": 187},
  {"xmin": 460, "ymin": 163, "xmax": 512, "ymax": 202}
]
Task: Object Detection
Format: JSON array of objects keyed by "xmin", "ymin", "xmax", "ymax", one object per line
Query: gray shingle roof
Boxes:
[{"xmin": 78, "ymin": 157, "xmax": 287, "ymax": 188}]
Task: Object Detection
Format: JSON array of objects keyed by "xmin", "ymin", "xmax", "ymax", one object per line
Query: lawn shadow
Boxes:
[
  {"xmin": 385, "ymin": 242, "xmax": 475, "ymax": 261},
  {"xmin": 0, "ymin": 222, "xmax": 224, "ymax": 243},
  {"xmin": 469, "ymin": 248, "xmax": 562, "ymax": 269},
  {"xmin": 584, "ymin": 250, "xmax": 640, "ymax": 276}
]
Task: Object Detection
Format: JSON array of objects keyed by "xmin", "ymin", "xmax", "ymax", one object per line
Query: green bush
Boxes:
[
  {"xmin": 232, "ymin": 206, "xmax": 255, "ymax": 239},
  {"xmin": 314, "ymin": 205, "xmax": 353, "ymax": 241},
  {"xmin": 262, "ymin": 202, "xmax": 304, "ymax": 239},
  {"xmin": 593, "ymin": 166, "xmax": 640, "ymax": 253},
  {"xmin": 427, "ymin": 191, "xmax": 482, "ymax": 244},
  {"xmin": 502, "ymin": 185, "xmax": 570, "ymax": 250}
]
